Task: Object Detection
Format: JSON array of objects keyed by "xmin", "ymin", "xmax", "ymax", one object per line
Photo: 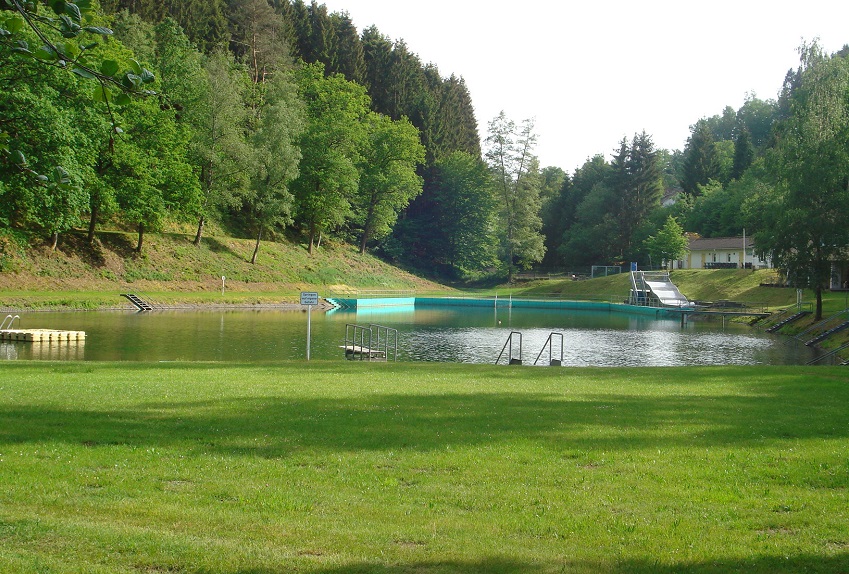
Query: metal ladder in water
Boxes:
[
  {"xmin": 121, "ymin": 293, "xmax": 154, "ymax": 311},
  {"xmin": 1, "ymin": 314, "xmax": 21, "ymax": 329},
  {"xmin": 496, "ymin": 332, "xmax": 523, "ymax": 365},
  {"xmin": 534, "ymin": 332, "xmax": 564, "ymax": 366},
  {"xmin": 496, "ymin": 331, "xmax": 565, "ymax": 366}
]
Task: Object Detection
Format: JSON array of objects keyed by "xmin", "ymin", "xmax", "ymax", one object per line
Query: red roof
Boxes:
[{"xmin": 688, "ymin": 236, "xmax": 754, "ymax": 250}]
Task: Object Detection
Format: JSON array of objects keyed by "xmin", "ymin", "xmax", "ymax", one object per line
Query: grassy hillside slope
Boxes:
[
  {"xmin": 0, "ymin": 231, "xmax": 447, "ymax": 308},
  {"xmin": 514, "ymin": 269, "xmax": 796, "ymax": 308}
]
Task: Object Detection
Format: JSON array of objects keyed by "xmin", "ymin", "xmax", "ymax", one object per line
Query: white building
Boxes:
[{"xmin": 678, "ymin": 236, "xmax": 771, "ymax": 270}]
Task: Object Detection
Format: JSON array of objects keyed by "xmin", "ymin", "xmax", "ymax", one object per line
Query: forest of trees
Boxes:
[{"xmin": 2, "ymin": 1, "xmax": 849, "ymax": 306}]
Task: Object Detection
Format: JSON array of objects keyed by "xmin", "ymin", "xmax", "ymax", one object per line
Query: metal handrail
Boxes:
[
  {"xmin": 343, "ymin": 323, "xmax": 398, "ymax": 361},
  {"xmin": 794, "ymin": 309, "xmax": 849, "ymax": 340},
  {"xmin": 806, "ymin": 341, "xmax": 849, "ymax": 365},
  {"xmin": 534, "ymin": 332, "xmax": 564, "ymax": 366},
  {"xmin": 495, "ymin": 331, "xmax": 522, "ymax": 365},
  {"xmin": 0, "ymin": 314, "xmax": 20, "ymax": 329},
  {"xmin": 369, "ymin": 324, "xmax": 398, "ymax": 362}
]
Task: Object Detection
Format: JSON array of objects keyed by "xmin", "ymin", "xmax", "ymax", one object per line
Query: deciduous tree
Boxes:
[
  {"xmin": 244, "ymin": 72, "xmax": 305, "ymax": 263},
  {"xmin": 353, "ymin": 112, "xmax": 424, "ymax": 254},
  {"xmin": 485, "ymin": 112, "xmax": 545, "ymax": 279},
  {"xmin": 291, "ymin": 62, "xmax": 369, "ymax": 253},
  {"xmin": 753, "ymin": 42, "xmax": 849, "ymax": 319},
  {"xmin": 192, "ymin": 49, "xmax": 251, "ymax": 246},
  {"xmin": 643, "ymin": 216, "xmax": 688, "ymax": 269},
  {"xmin": 430, "ymin": 151, "xmax": 497, "ymax": 277}
]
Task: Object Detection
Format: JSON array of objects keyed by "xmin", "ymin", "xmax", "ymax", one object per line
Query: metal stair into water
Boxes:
[
  {"xmin": 795, "ymin": 310, "xmax": 849, "ymax": 345},
  {"xmin": 806, "ymin": 320, "xmax": 849, "ymax": 346},
  {"xmin": 766, "ymin": 310, "xmax": 810, "ymax": 333},
  {"xmin": 120, "ymin": 293, "xmax": 154, "ymax": 311}
]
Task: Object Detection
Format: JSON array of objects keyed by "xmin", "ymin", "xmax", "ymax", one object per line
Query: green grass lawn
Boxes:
[{"xmin": 1, "ymin": 361, "xmax": 848, "ymax": 573}]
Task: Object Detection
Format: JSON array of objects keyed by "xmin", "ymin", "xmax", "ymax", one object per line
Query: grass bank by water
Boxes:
[
  {"xmin": 0, "ymin": 230, "xmax": 449, "ymax": 309},
  {"xmin": 1, "ymin": 361, "xmax": 847, "ymax": 573}
]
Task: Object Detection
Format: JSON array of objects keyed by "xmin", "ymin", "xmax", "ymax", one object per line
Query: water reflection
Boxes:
[{"xmin": 0, "ymin": 307, "xmax": 815, "ymax": 366}]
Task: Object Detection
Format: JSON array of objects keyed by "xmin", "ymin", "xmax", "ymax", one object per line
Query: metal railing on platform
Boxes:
[{"xmin": 343, "ymin": 323, "xmax": 398, "ymax": 361}]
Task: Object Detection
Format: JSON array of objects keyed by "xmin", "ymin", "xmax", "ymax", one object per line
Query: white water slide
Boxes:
[{"xmin": 631, "ymin": 271, "xmax": 691, "ymax": 308}]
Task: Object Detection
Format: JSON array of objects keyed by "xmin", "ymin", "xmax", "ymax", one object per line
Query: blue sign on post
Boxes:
[{"xmin": 630, "ymin": 262, "xmax": 638, "ymax": 272}]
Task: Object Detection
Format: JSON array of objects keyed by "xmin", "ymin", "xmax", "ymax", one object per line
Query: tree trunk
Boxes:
[
  {"xmin": 251, "ymin": 228, "xmax": 262, "ymax": 264},
  {"xmin": 316, "ymin": 232, "xmax": 322, "ymax": 250},
  {"xmin": 87, "ymin": 203, "xmax": 98, "ymax": 243},
  {"xmin": 308, "ymin": 223, "xmax": 315, "ymax": 255},
  {"xmin": 136, "ymin": 223, "xmax": 144, "ymax": 253},
  {"xmin": 360, "ymin": 202, "xmax": 376, "ymax": 254},
  {"xmin": 815, "ymin": 286, "xmax": 823, "ymax": 321},
  {"xmin": 50, "ymin": 231, "xmax": 59, "ymax": 251},
  {"xmin": 194, "ymin": 215, "xmax": 204, "ymax": 246}
]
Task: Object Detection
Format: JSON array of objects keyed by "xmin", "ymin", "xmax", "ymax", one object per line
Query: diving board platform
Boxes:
[{"xmin": 340, "ymin": 344, "xmax": 387, "ymax": 360}]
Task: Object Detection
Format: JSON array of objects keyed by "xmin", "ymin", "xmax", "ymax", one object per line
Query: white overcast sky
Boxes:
[{"xmin": 320, "ymin": 0, "xmax": 849, "ymax": 173}]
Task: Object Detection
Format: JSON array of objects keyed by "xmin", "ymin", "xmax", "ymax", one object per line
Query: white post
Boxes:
[
  {"xmin": 306, "ymin": 304, "xmax": 312, "ymax": 361},
  {"xmin": 221, "ymin": 275, "xmax": 225, "ymax": 295},
  {"xmin": 301, "ymin": 291, "xmax": 318, "ymax": 361}
]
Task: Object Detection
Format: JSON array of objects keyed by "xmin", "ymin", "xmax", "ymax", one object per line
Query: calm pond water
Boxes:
[{"xmin": 0, "ymin": 305, "xmax": 817, "ymax": 366}]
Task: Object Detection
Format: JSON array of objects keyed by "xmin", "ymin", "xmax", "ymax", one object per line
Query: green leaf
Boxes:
[
  {"xmin": 53, "ymin": 166, "xmax": 71, "ymax": 185},
  {"xmin": 100, "ymin": 59, "xmax": 119, "ymax": 77},
  {"xmin": 64, "ymin": 1, "xmax": 81, "ymax": 24},
  {"xmin": 140, "ymin": 69, "xmax": 155, "ymax": 84},
  {"xmin": 4, "ymin": 14, "xmax": 24, "ymax": 34},
  {"xmin": 48, "ymin": 0, "xmax": 66, "ymax": 16},
  {"xmin": 12, "ymin": 150, "xmax": 28, "ymax": 167},
  {"xmin": 122, "ymin": 73, "xmax": 141, "ymax": 89},
  {"xmin": 115, "ymin": 93, "xmax": 132, "ymax": 107},
  {"xmin": 82, "ymin": 26, "xmax": 112, "ymax": 36},
  {"xmin": 71, "ymin": 67, "xmax": 96, "ymax": 80},
  {"xmin": 58, "ymin": 15, "xmax": 81, "ymax": 38},
  {"xmin": 56, "ymin": 42, "xmax": 78, "ymax": 59},
  {"xmin": 33, "ymin": 45, "xmax": 58, "ymax": 61},
  {"xmin": 92, "ymin": 85, "xmax": 110, "ymax": 103},
  {"xmin": 129, "ymin": 58, "xmax": 142, "ymax": 75}
]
